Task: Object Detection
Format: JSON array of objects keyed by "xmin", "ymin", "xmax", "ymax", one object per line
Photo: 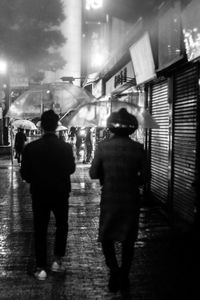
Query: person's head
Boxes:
[
  {"xmin": 18, "ymin": 127, "xmax": 24, "ymax": 132},
  {"xmin": 41, "ymin": 110, "xmax": 59, "ymax": 132},
  {"xmin": 107, "ymin": 108, "xmax": 138, "ymax": 136}
]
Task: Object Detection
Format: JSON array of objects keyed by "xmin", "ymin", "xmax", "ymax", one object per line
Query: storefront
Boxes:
[
  {"xmin": 90, "ymin": 0, "xmax": 200, "ymax": 225},
  {"xmin": 172, "ymin": 63, "xmax": 199, "ymax": 222},
  {"xmin": 148, "ymin": 79, "xmax": 170, "ymax": 207},
  {"xmin": 104, "ymin": 61, "xmax": 146, "ymax": 144},
  {"xmin": 145, "ymin": 0, "xmax": 200, "ymax": 223}
]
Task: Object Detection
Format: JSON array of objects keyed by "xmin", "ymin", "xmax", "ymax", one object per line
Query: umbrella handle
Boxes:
[{"xmin": 59, "ymin": 110, "xmax": 72, "ymax": 122}]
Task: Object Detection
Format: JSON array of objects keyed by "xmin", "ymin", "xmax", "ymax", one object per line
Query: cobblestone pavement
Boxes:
[{"xmin": 0, "ymin": 155, "xmax": 199, "ymax": 299}]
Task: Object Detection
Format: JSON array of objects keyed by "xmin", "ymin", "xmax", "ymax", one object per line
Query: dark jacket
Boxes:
[
  {"xmin": 20, "ymin": 133, "xmax": 75, "ymax": 195},
  {"xmin": 14, "ymin": 131, "xmax": 27, "ymax": 152},
  {"xmin": 89, "ymin": 135, "xmax": 145, "ymax": 242}
]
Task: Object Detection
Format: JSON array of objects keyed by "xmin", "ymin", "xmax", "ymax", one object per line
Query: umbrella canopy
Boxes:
[
  {"xmin": 6, "ymin": 82, "xmax": 96, "ymax": 120},
  {"xmin": 56, "ymin": 125, "xmax": 68, "ymax": 132},
  {"xmin": 11, "ymin": 119, "xmax": 37, "ymax": 130},
  {"xmin": 61, "ymin": 100, "xmax": 159, "ymax": 129}
]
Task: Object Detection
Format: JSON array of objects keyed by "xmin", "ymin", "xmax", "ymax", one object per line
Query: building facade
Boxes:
[{"xmin": 86, "ymin": 0, "xmax": 200, "ymax": 226}]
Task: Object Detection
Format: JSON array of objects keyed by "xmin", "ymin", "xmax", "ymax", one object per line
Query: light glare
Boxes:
[
  {"xmin": 91, "ymin": 53, "xmax": 105, "ymax": 68},
  {"xmin": 0, "ymin": 60, "xmax": 7, "ymax": 74},
  {"xmin": 86, "ymin": 0, "xmax": 103, "ymax": 10}
]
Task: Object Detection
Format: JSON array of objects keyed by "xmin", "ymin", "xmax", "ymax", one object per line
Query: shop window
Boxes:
[
  {"xmin": 182, "ymin": 0, "xmax": 200, "ymax": 62},
  {"xmin": 158, "ymin": 1, "xmax": 183, "ymax": 70}
]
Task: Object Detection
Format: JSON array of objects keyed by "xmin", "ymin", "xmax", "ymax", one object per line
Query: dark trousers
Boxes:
[
  {"xmin": 32, "ymin": 192, "xmax": 69, "ymax": 269},
  {"xmin": 102, "ymin": 239, "xmax": 135, "ymax": 278},
  {"xmin": 86, "ymin": 144, "xmax": 92, "ymax": 162},
  {"xmin": 15, "ymin": 149, "xmax": 23, "ymax": 163}
]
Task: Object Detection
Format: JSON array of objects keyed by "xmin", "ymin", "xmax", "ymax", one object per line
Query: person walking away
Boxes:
[
  {"xmin": 85, "ymin": 127, "xmax": 93, "ymax": 163},
  {"xmin": 14, "ymin": 127, "xmax": 27, "ymax": 163},
  {"xmin": 68, "ymin": 126, "xmax": 76, "ymax": 143},
  {"xmin": 58, "ymin": 130, "xmax": 66, "ymax": 142},
  {"xmin": 75, "ymin": 127, "xmax": 83, "ymax": 161},
  {"xmin": 20, "ymin": 110, "xmax": 76, "ymax": 280},
  {"xmin": 89, "ymin": 108, "xmax": 146, "ymax": 293}
]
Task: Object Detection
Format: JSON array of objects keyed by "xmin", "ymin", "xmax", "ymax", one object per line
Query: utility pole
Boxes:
[
  {"xmin": 0, "ymin": 97, "xmax": 3, "ymax": 145},
  {"xmin": 0, "ymin": 60, "xmax": 8, "ymax": 145}
]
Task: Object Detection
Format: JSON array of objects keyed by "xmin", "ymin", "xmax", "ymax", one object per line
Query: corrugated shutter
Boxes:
[
  {"xmin": 173, "ymin": 64, "xmax": 198, "ymax": 222},
  {"xmin": 150, "ymin": 80, "xmax": 169, "ymax": 204}
]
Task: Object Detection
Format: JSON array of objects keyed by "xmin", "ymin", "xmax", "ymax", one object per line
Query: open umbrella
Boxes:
[
  {"xmin": 6, "ymin": 82, "xmax": 96, "ymax": 120},
  {"xmin": 11, "ymin": 119, "xmax": 37, "ymax": 130},
  {"xmin": 61, "ymin": 100, "xmax": 159, "ymax": 129},
  {"xmin": 56, "ymin": 125, "xmax": 68, "ymax": 131}
]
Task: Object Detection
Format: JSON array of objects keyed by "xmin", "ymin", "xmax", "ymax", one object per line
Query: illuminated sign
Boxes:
[
  {"xmin": 182, "ymin": 0, "xmax": 200, "ymax": 61},
  {"xmin": 114, "ymin": 68, "xmax": 127, "ymax": 88},
  {"xmin": 86, "ymin": 23, "xmax": 108, "ymax": 72},
  {"xmin": 85, "ymin": 0, "xmax": 103, "ymax": 10},
  {"xmin": 105, "ymin": 62, "xmax": 135, "ymax": 94}
]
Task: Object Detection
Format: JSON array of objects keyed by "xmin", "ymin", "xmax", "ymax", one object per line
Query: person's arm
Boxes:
[
  {"xmin": 14, "ymin": 133, "xmax": 18, "ymax": 147},
  {"xmin": 89, "ymin": 146, "xmax": 103, "ymax": 183},
  {"xmin": 66, "ymin": 144, "xmax": 76, "ymax": 175},
  {"xmin": 138, "ymin": 146, "xmax": 150, "ymax": 186}
]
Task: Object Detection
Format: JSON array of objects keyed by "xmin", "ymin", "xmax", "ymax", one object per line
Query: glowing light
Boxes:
[
  {"xmin": 0, "ymin": 60, "xmax": 7, "ymax": 74},
  {"xmin": 79, "ymin": 129, "xmax": 86, "ymax": 136},
  {"xmin": 91, "ymin": 53, "xmax": 105, "ymax": 68},
  {"xmin": 80, "ymin": 182, "xmax": 85, "ymax": 188},
  {"xmin": 183, "ymin": 28, "xmax": 200, "ymax": 61},
  {"xmin": 85, "ymin": 0, "xmax": 103, "ymax": 10}
]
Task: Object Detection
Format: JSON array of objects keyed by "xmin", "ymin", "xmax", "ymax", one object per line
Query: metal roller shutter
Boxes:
[
  {"xmin": 150, "ymin": 80, "xmax": 169, "ymax": 205},
  {"xmin": 173, "ymin": 64, "xmax": 198, "ymax": 223}
]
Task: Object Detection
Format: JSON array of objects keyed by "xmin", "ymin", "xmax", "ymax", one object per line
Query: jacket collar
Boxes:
[{"xmin": 42, "ymin": 132, "xmax": 58, "ymax": 139}]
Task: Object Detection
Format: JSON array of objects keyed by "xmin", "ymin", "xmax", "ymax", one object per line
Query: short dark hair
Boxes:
[
  {"xmin": 41, "ymin": 110, "xmax": 59, "ymax": 132},
  {"xmin": 109, "ymin": 127, "xmax": 136, "ymax": 136}
]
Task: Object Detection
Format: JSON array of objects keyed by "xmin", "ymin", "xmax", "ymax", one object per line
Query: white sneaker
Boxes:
[
  {"xmin": 51, "ymin": 260, "xmax": 66, "ymax": 273},
  {"xmin": 34, "ymin": 269, "xmax": 47, "ymax": 280}
]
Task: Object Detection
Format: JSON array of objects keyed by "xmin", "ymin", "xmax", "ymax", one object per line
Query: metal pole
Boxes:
[
  {"xmin": 0, "ymin": 107, "xmax": 3, "ymax": 145},
  {"xmin": 0, "ymin": 78, "xmax": 4, "ymax": 145},
  {"xmin": 10, "ymin": 125, "xmax": 14, "ymax": 165}
]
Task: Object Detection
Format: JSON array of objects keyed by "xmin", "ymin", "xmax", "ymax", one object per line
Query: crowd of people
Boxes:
[
  {"xmin": 15, "ymin": 108, "xmax": 146, "ymax": 295},
  {"xmin": 14, "ymin": 125, "xmax": 97, "ymax": 164}
]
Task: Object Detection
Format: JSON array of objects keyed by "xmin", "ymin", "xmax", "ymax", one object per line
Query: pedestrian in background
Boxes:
[
  {"xmin": 89, "ymin": 108, "xmax": 146, "ymax": 293},
  {"xmin": 14, "ymin": 127, "xmax": 27, "ymax": 163},
  {"xmin": 20, "ymin": 110, "xmax": 75, "ymax": 280},
  {"xmin": 85, "ymin": 127, "xmax": 92, "ymax": 163},
  {"xmin": 75, "ymin": 127, "xmax": 83, "ymax": 161},
  {"xmin": 58, "ymin": 130, "xmax": 66, "ymax": 142}
]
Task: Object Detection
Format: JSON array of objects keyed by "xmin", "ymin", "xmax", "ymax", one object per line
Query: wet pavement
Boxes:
[{"xmin": 0, "ymin": 155, "xmax": 199, "ymax": 299}]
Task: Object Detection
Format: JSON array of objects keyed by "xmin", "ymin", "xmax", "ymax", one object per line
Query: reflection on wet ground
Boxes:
[{"xmin": 0, "ymin": 156, "xmax": 199, "ymax": 299}]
